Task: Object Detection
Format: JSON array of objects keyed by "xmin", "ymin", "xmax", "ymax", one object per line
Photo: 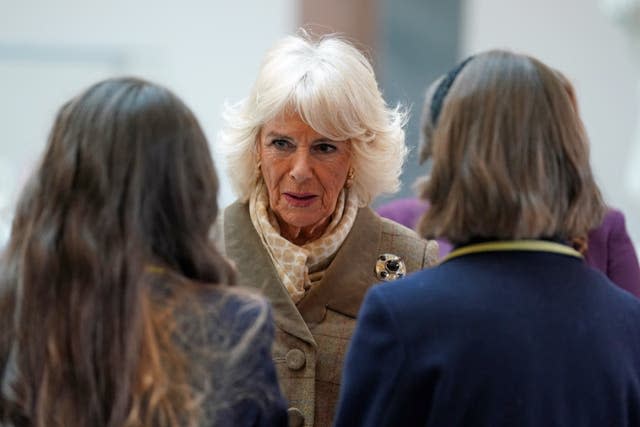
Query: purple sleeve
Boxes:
[
  {"xmin": 585, "ymin": 209, "xmax": 640, "ymax": 297},
  {"xmin": 376, "ymin": 198, "xmax": 430, "ymax": 229},
  {"xmin": 603, "ymin": 210, "xmax": 640, "ymax": 297}
]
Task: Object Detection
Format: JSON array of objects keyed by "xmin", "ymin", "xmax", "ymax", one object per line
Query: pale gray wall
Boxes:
[
  {"xmin": 0, "ymin": 0, "xmax": 295, "ymax": 242},
  {"xmin": 376, "ymin": 0, "xmax": 462, "ymax": 205}
]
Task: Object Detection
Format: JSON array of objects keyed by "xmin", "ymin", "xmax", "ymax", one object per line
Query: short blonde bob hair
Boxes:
[
  {"xmin": 417, "ymin": 50, "xmax": 605, "ymax": 243},
  {"xmin": 219, "ymin": 31, "xmax": 407, "ymax": 206}
]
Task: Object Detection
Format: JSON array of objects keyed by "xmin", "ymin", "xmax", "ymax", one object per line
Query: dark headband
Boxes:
[{"xmin": 430, "ymin": 55, "xmax": 474, "ymax": 126}]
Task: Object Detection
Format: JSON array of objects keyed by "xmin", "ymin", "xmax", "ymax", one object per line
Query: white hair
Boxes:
[{"xmin": 218, "ymin": 32, "xmax": 408, "ymax": 206}]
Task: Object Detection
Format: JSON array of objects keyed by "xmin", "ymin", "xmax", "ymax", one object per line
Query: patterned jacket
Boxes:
[{"xmin": 223, "ymin": 201, "xmax": 439, "ymax": 427}]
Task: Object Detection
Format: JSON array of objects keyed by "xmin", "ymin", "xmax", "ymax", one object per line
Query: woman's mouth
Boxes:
[{"xmin": 283, "ymin": 192, "xmax": 318, "ymax": 207}]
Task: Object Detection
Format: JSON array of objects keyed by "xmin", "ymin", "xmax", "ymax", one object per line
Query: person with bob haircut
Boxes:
[
  {"xmin": 0, "ymin": 77, "xmax": 287, "ymax": 427},
  {"xmin": 334, "ymin": 50, "xmax": 640, "ymax": 427},
  {"xmin": 217, "ymin": 31, "xmax": 439, "ymax": 427},
  {"xmin": 377, "ymin": 70, "xmax": 640, "ymax": 296}
]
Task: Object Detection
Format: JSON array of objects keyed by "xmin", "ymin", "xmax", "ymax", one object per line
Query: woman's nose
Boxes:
[{"xmin": 289, "ymin": 151, "xmax": 312, "ymax": 182}]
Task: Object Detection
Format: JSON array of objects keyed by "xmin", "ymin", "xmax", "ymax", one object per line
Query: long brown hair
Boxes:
[
  {"xmin": 0, "ymin": 77, "xmax": 235, "ymax": 426},
  {"xmin": 417, "ymin": 50, "xmax": 605, "ymax": 243}
]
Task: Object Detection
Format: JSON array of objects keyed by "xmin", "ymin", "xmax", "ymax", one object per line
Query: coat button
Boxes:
[
  {"xmin": 285, "ymin": 348, "xmax": 306, "ymax": 371},
  {"xmin": 288, "ymin": 407, "xmax": 305, "ymax": 427}
]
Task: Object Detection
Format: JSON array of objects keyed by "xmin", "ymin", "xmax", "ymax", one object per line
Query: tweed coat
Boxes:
[{"xmin": 223, "ymin": 201, "xmax": 439, "ymax": 427}]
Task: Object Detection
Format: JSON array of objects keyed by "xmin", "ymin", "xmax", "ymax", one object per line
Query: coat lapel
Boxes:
[
  {"xmin": 224, "ymin": 201, "xmax": 317, "ymax": 348},
  {"xmin": 297, "ymin": 207, "xmax": 383, "ymax": 323}
]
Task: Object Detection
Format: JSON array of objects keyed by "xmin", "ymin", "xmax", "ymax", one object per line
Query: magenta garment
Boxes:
[
  {"xmin": 376, "ymin": 199, "xmax": 640, "ymax": 297},
  {"xmin": 376, "ymin": 197, "xmax": 429, "ymax": 230},
  {"xmin": 584, "ymin": 208, "xmax": 640, "ymax": 297},
  {"xmin": 376, "ymin": 197, "xmax": 452, "ymax": 258}
]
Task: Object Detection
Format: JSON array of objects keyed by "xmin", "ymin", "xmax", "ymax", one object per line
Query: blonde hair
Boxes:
[
  {"xmin": 218, "ymin": 31, "xmax": 407, "ymax": 206},
  {"xmin": 417, "ymin": 50, "xmax": 605, "ymax": 243}
]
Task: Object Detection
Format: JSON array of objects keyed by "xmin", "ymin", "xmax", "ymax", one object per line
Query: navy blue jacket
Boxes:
[
  {"xmin": 334, "ymin": 250, "xmax": 640, "ymax": 427},
  {"xmin": 0, "ymin": 283, "xmax": 288, "ymax": 427},
  {"xmin": 173, "ymin": 287, "xmax": 289, "ymax": 427}
]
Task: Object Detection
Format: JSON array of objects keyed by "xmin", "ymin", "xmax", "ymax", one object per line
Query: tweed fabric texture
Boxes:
[
  {"xmin": 306, "ymin": 310, "xmax": 355, "ymax": 427},
  {"xmin": 224, "ymin": 201, "xmax": 439, "ymax": 426}
]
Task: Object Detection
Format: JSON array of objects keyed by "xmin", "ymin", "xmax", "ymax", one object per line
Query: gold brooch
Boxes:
[{"xmin": 375, "ymin": 253, "xmax": 406, "ymax": 282}]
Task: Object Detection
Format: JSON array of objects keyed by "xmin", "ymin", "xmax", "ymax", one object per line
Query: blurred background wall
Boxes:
[
  {"xmin": 1, "ymin": 0, "xmax": 638, "ymax": 246},
  {"xmin": 0, "ymin": 0, "xmax": 296, "ymax": 241}
]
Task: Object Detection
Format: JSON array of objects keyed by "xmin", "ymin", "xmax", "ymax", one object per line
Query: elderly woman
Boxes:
[
  {"xmin": 334, "ymin": 50, "xmax": 640, "ymax": 426},
  {"xmin": 218, "ymin": 33, "xmax": 439, "ymax": 427}
]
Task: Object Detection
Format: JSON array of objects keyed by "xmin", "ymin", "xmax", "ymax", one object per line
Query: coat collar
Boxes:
[
  {"xmin": 224, "ymin": 201, "xmax": 317, "ymax": 347},
  {"xmin": 224, "ymin": 202, "xmax": 386, "ymax": 334},
  {"xmin": 296, "ymin": 207, "xmax": 383, "ymax": 323}
]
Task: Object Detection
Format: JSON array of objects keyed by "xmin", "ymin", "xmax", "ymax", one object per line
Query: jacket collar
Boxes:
[
  {"xmin": 224, "ymin": 203, "xmax": 386, "ymax": 334},
  {"xmin": 296, "ymin": 207, "xmax": 383, "ymax": 323},
  {"xmin": 224, "ymin": 201, "xmax": 317, "ymax": 347}
]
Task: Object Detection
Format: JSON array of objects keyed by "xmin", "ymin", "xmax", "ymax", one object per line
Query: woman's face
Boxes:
[{"xmin": 258, "ymin": 111, "xmax": 352, "ymax": 239}]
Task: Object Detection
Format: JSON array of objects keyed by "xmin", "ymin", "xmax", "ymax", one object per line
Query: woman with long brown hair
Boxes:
[{"xmin": 0, "ymin": 77, "xmax": 287, "ymax": 427}]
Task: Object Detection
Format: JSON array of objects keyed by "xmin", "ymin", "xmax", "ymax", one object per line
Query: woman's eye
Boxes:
[
  {"xmin": 314, "ymin": 143, "xmax": 337, "ymax": 154},
  {"xmin": 271, "ymin": 139, "xmax": 292, "ymax": 150}
]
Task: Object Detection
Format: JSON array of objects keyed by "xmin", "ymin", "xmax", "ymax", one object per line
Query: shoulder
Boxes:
[
  {"xmin": 357, "ymin": 270, "xmax": 442, "ymax": 346},
  {"xmin": 184, "ymin": 287, "xmax": 287, "ymax": 426},
  {"xmin": 377, "ymin": 197, "xmax": 429, "ymax": 212},
  {"xmin": 599, "ymin": 208, "xmax": 638, "ymax": 261},
  {"xmin": 223, "ymin": 199, "xmax": 249, "ymax": 223},
  {"xmin": 210, "ymin": 287, "xmax": 272, "ymax": 337},
  {"xmin": 376, "ymin": 197, "xmax": 429, "ymax": 229},
  {"xmin": 174, "ymin": 285, "xmax": 273, "ymax": 352},
  {"xmin": 604, "ymin": 208, "xmax": 626, "ymax": 225},
  {"xmin": 175, "ymin": 286, "xmax": 277, "ymax": 386},
  {"xmin": 221, "ymin": 200, "xmax": 254, "ymax": 255},
  {"xmin": 369, "ymin": 266, "xmax": 438, "ymax": 304},
  {"xmin": 378, "ymin": 213, "xmax": 421, "ymax": 238},
  {"xmin": 602, "ymin": 208, "xmax": 632, "ymax": 240},
  {"xmin": 587, "ymin": 207, "xmax": 635, "ymax": 260},
  {"xmin": 588, "ymin": 207, "xmax": 631, "ymax": 243},
  {"xmin": 366, "ymin": 259, "xmax": 493, "ymax": 321},
  {"xmin": 377, "ymin": 214, "xmax": 440, "ymax": 267},
  {"xmin": 586, "ymin": 208, "xmax": 640, "ymax": 296}
]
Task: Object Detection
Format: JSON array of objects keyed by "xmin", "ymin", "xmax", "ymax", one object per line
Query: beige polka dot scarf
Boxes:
[{"xmin": 249, "ymin": 181, "xmax": 359, "ymax": 303}]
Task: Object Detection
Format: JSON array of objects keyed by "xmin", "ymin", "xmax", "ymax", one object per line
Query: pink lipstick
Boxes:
[{"xmin": 283, "ymin": 192, "xmax": 317, "ymax": 207}]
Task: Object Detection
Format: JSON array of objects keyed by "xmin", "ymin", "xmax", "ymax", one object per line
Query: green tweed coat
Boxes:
[{"xmin": 223, "ymin": 201, "xmax": 439, "ymax": 427}]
